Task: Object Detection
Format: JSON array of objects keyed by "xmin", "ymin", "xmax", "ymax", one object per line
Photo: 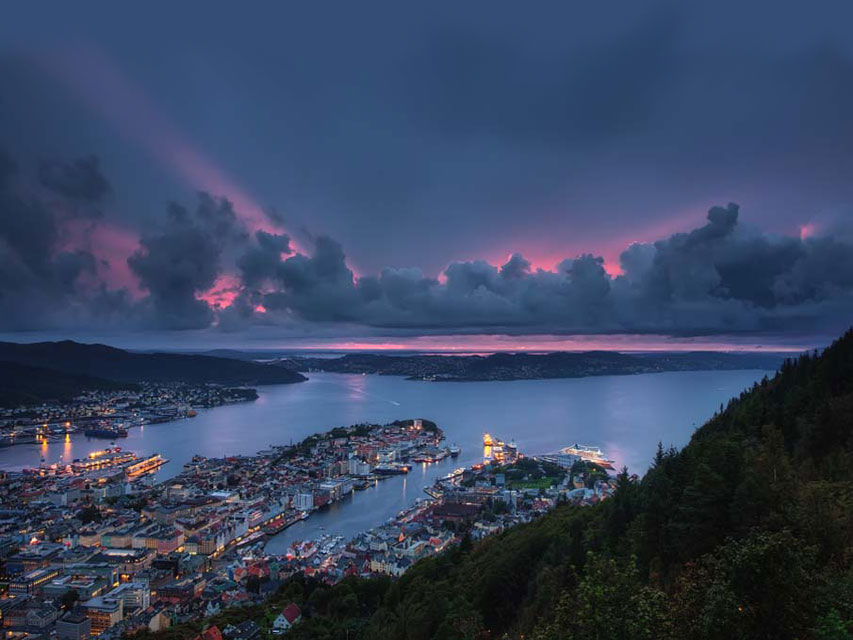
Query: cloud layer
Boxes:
[
  {"xmin": 1, "ymin": 149, "xmax": 851, "ymax": 338},
  {"xmin": 5, "ymin": 3, "xmax": 853, "ymax": 280}
]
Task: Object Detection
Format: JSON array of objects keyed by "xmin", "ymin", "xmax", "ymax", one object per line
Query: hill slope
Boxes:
[
  {"xmin": 0, "ymin": 340, "xmax": 307, "ymax": 386},
  {"xmin": 302, "ymin": 330, "xmax": 853, "ymax": 638},
  {"xmin": 137, "ymin": 329, "xmax": 853, "ymax": 640},
  {"xmin": 0, "ymin": 361, "xmax": 138, "ymax": 406}
]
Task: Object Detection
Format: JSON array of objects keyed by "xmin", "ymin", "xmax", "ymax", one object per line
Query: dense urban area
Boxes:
[{"xmin": 0, "ymin": 404, "xmax": 613, "ymax": 640}]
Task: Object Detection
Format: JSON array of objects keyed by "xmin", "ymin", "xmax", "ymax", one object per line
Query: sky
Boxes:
[{"xmin": 1, "ymin": 1, "xmax": 852, "ymax": 350}]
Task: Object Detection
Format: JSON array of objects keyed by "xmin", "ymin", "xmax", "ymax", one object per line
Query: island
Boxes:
[{"xmin": 272, "ymin": 350, "xmax": 788, "ymax": 381}]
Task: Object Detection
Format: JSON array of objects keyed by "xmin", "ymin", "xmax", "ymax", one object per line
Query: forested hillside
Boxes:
[
  {"xmin": 0, "ymin": 361, "xmax": 138, "ymax": 405},
  {"xmin": 148, "ymin": 329, "xmax": 853, "ymax": 639}
]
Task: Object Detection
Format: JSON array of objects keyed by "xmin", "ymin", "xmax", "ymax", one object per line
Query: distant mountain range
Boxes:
[
  {"xmin": 0, "ymin": 340, "xmax": 306, "ymax": 405},
  {"xmin": 270, "ymin": 350, "xmax": 790, "ymax": 381},
  {"xmin": 0, "ymin": 341, "xmax": 791, "ymax": 406}
]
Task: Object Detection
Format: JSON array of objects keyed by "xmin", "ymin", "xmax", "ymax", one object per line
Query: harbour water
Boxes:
[{"xmin": 0, "ymin": 370, "xmax": 770, "ymax": 548}]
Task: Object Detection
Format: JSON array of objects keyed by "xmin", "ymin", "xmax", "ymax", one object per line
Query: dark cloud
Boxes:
[
  {"xmin": 128, "ymin": 193, "xmax": 248, "ymax": 329},
  {"xmin": 0, "ymin": 149, "xmax": 100, "ymax": 329},
  {"xmin": 237, "ymin": 230, "xmax": 291, "ymax": 288},
  {"xmin": 2, "ymin": 145, "xmax": 852, "ymax": 339},
  {"xmin": 6, "ymin": 4, "xmax": 853, "ymax": 277},
  {"xmin": 263, "ymin": 236, "xmax": 362, "ymax": 322},
  {"xmin": 4, "ymin": 2, "xmax": 853, "ymax": 341},
  {"xmin": 211, "ymin": 203, "xmax": 853, "ymax": 337},
  {"xmin": 38, "ymin": 155, "xmax": 111, "ymax": 204}
]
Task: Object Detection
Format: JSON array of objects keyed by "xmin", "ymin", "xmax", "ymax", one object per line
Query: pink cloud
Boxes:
[
  {"xmin": 478, "ymin": 207, "xmax": 704, "ymax": 278},
  {"xmin": 799, "ymin": 222, "xmax": 818, "ymax": 239},
  {"xmin": 198, "ymin": 273, "xmax": 242, "ymax": 309},
  {"xmin": 58, "ymin": 218, "xmax": 143, "ymax": 295}
]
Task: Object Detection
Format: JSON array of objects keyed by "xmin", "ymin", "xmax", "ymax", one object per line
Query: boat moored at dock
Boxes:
[
  {"xmin": 373, "ymin": 462, "xmax": 412, "ymax": 475},
  {"xmin": 546, "ymin": 444, "xmax": 615, "ymax": 469}
]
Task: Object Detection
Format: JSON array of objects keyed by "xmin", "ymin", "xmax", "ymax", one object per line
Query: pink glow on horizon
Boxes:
[{"xmin": 278, "ymin": 333, "xmax": 815, "ymax": 354}]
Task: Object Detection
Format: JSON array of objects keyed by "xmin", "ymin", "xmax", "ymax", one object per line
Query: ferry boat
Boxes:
[
  {"xmin": 559, "ymin": 444, "xmax": 615, "ymax": 469},
  {"xmin": 449, "ymin": 444, "xmax": 461, "ymax": 457}
]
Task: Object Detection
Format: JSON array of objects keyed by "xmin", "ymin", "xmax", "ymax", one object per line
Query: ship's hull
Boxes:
[{"xmin": 84, "ymin": 428, "xmax": 128, "ymax": 439}]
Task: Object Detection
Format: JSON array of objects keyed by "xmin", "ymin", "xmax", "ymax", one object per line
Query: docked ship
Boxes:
[
  {"xmin": 236, "ymin": 530, "xmax": 267, "ymax": 548},
  {"xmin": 373, "ymin": 462, "xmax": 412, "ymax": 475},
  {"xmin": 483, "ymin": 433, "xmax": 518, "ymax": 463},
  {"xmin": 125, "ymin": 454, "xmax": 167, "ymax": 478},
  {"xmin": 264, "ymin": 511, "xmax": 308, "ymax": 535},
  {"xmin": 558, "ymin": 444, "xmax": 615, "ymax": 469},
  {"xmin": 72, "ymin": 447, "xmax": 137, "ymax": 472},
  {"xmin": 83, "ymin": 426, "xmax": 128, "ymax": 439},
  {"xmin": 483, "ymin": 433, "xmax": 502, "ymax": 447},
  {"xmin": 442, "ymin": 467, "xmax": 466, "ymax": 481},
  {"xmin": 412, "ymin": 448, "xmax": 450, "ymax": 463}
]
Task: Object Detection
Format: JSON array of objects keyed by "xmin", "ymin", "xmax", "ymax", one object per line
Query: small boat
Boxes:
[{"xmin": 449, "ymin": 444, "xmax": 461, "ymax": 457}]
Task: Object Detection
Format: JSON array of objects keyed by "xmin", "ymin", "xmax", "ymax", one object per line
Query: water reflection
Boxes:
[{"xmin": 0, "ymin": 369, "xmax": 771, "ymax": 543}]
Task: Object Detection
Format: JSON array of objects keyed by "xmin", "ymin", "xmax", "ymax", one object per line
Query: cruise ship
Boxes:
[
  {"xmin": 125, "ymin": 454, "xmax": 167, "ymax": 478},
  {"xmin": 558, "ymin": 444, "xmax": 615, "ymax": 469},
  {"xmin": 72, "ymin": 448, "xmax": 137, "ymax": 472}
]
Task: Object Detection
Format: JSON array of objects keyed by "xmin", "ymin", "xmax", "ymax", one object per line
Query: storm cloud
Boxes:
[
  {"xmin": 1, "ymin": 147, "xmax": 852, "ymax": 338},
  {"xmin": 208, "ymin": 202, "xmax": 853, "ymax": 337},
  {"xmin": 38, "ymin": 155, "xmax": 111, "ymax": 205},
  {"xmin": 2, "ymin": 3, "xmax": 853, "ymax": 342},
  {"xmin": 128, "ymin": 193, "xmax": 249, "ymax": 329},
  {"xmin": 0, "ymin": 150, "xmax": 103, "ymax": 329},
  {"xmin": 4, "ymin": 3, "xmax": 853, "ymax": 278}
]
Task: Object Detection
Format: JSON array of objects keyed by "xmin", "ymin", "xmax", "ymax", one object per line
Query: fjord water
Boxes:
[{"xmin": 0, "ymin": 370, "xmax": 770, "ymax": 548}]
